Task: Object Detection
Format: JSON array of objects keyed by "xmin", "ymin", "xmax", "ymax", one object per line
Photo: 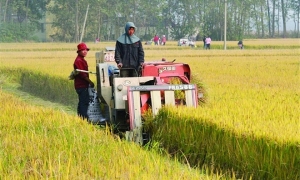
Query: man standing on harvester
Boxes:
[{"xmin": 114, "ymin": 22, "xmax": 144, "ymax": 77}]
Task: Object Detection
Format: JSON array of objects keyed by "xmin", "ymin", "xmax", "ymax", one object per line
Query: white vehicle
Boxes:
[
  {"xmin": 178, "ymin": 38, "xmax": 195, "ymax": 47},
  {"xmin": 178, "ymin": 38, "xmax": 190, "ymax": 46}
]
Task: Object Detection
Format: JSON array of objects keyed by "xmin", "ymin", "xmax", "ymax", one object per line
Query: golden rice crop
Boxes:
[
  {"xmin": 0, "ymin": 90, "xmax": 215, "ymax": 179},
  {"xmin": 0, "ymin": 39, "xmax": 299, "ymax": 179},
  {"xmin": 145, "ymin": 41, "xmax": 299, "ymax": 179}
]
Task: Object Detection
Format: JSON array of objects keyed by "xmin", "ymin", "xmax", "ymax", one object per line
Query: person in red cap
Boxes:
[{"xmin": 73, "ymin": 42, "xmax": 94, "ymax": 120}]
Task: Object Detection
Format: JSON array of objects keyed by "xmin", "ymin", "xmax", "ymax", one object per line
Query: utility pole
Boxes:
[
  {"xmin": 97, "ymin": 9, "xmax": 101, "ymax": 41},
  {"xmin": 80, "ymin": 4, "xmax": 89, "ymax": 42},
  {"xmin": 75, "ymin": 0, "xmax": 79, "ymax": 42},
  {"xmin": 224, "ymin": 0, "xmax": 227, "ymax": 50}
]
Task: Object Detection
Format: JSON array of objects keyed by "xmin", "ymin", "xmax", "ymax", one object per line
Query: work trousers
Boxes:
[{"xmin": 76, "ymin": 88, "xmax": 89, "ymax": 120}]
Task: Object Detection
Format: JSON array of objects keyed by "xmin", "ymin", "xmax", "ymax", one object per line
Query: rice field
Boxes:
[
  {"xmin": 0, "ymin": 38, "xmax": 299, "ymax": 179},
  {"xmin": 0, "ymin": 91, "xmax": 213, "ymax": 179}
]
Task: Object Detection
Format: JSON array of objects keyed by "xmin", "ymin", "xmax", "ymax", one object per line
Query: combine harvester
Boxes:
[{"xmin": 84, "ymin": 47, "xmax": 203, "ymax": 145}]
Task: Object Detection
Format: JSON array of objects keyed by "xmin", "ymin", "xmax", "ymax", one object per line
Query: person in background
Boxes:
[
  {"xmin": 73, "ymin": 42, "xmax": 94, "ymax": 120},
  {"xmin": 238, "ymin": 40, "xmax": 244, "ymax": 49},
  {"xmin": 114, "ymin": 22, "xmax": 145, "ymax": 77},
  {"xmin": 202, "ymin": 36, "xmax": 206, "ymax": 49},
  {"xmin": 205, "ymin": 36, "xmax": 211, "ymax": 50},
  {"xmin": 153, "ymin": 34, "xmax": 159, "ymax": 45},
  {"xmin": 161, "ymin": 35, "xmax": 167, "ymax": 45},
  {"xmin": 189, "ymin": 40, "xmax": 195, "ymax": 47}
]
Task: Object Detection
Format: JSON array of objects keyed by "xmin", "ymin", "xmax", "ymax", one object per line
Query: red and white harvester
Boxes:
[{"xmin": 94, "ymin": 47, "xmax": 201, "ymax": 145}]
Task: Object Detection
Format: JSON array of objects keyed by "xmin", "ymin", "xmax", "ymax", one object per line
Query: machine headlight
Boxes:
[
  {"xmin": 117, "ymin": 84, "xmax": 123, "ymax": 91},
  {"xmin": 198, "ymin": 92, "xmax": 203, "ymax": 99}
]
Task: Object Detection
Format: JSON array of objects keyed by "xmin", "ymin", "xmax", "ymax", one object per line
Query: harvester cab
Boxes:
[{"xmin": 95, "ymin": 47, "xmax": 199, "ymax": 145}]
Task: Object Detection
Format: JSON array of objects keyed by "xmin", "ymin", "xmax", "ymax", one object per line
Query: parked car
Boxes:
[
  {"xmin": 145, "ymin": 40, "xmax": 153, "ymax": 45},
  {"xmin": 178, "ymin": 38, "xmax": 190, "ymax": 46},
  {"xmin": 178, "ymin": 38, "xmax": 196, "ymax": 47}
]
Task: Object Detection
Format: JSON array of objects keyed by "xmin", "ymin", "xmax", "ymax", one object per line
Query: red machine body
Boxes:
[
  {"xmin": 140, "ymin": 61, "xmax": 191, "ymax": 84},
  {"xmin": 138, "ymin": 61, "xmax": 196, "ymax": 115}
]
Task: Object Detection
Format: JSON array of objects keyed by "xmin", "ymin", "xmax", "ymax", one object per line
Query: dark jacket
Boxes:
[
  {"xmin": 115, "ymin": 40, "xmax": 144, "ymax": 70},
  {"xmin": 73, "ymin": 55, "xmax": 89, "ymax": 89},
  {"xmin": 115, "ymin": 22, "xmax": 144, "ymax": 70}
]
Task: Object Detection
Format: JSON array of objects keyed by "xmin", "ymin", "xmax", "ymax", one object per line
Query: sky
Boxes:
[
  {"xmin": 286, "ymin": 19, "xmax": 297, "ymax": 31},
  {"xmin": 285, "ymin": 10, "xmax": 299, "ymax": 31}
]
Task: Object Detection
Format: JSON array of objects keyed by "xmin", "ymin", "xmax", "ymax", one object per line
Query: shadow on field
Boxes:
[{"xmin": 0, "ymin": 67, "xmax": 77, "ymax": 111}]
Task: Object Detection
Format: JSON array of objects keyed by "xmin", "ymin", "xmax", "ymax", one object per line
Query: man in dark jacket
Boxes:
[
  {"xmin": 238, "ymin": 40, "xmax": 244, "ymax": 49},
  {"xmin": 73, "ymin": 42, "xmax": 94, "ymax": 120},
  {"xmin": 115, "ymin": 22, "xmax": 144, "ymax": 77},
  {"xmin": 202, "ymin": 36, "xmax": 206, "ymax": 49}
]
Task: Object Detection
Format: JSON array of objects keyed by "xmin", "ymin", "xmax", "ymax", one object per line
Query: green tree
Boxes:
[
  {"xmin": 2, "ymin": 0, "xmax": 297, "ymax": 42},
  {"xmin": 289, "ymin": 0, "xmax": 299, "ymax": 37},
  {"xmin": 0, "ymin": 0, "xmax": 50, "ymax": 42}
]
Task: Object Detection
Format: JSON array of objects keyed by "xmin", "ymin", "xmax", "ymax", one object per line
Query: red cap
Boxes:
[{"xmin": 77, "ymin": 43, "xmax": 90, "ymax": 52}]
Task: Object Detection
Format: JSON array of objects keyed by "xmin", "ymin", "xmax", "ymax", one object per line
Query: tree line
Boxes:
[{"xmin": 0, "ymin": 0, "xmax": 299, "ymax": 42}]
